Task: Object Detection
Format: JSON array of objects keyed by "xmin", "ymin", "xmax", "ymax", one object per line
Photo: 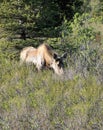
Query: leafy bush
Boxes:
[{"xmin": 56, "ymin": 13, "xmax": 103, "ymax": 76}]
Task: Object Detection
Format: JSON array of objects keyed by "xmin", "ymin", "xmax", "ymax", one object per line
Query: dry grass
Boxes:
[{"xmin": 0, "ymin": 55, "xmax": 103, "ymax": 130}]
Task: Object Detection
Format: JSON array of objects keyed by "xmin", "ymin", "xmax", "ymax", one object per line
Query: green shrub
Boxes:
[{"xmin": 0, "ymin": 57, "xmax": 103, "ymax": 129}]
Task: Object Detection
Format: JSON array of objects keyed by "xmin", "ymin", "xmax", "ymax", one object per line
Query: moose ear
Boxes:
[
  {"xmin": 61, "ymin": 52, "xmax": 67, "ymax": 59},
  {"xmin": 53, "ymin": 53, "xmax": 58, "ymax": 59}
]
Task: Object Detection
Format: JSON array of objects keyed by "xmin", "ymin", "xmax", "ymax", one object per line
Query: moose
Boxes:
[{"xmin": 20, "ymin": 43, "xmax": 67, "ymax": 75}]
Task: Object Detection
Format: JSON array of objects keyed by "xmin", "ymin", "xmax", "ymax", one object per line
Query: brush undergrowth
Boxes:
[
  {"xmin": 0, "ymin": 55, "xmax": 103, "ymax": 130},
  {"xmin": 0, "ymin": 12, "xmax": 103, "ymax": 129}
]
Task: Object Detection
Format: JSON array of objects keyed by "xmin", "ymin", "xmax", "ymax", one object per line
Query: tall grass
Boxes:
[
  {"xmin": 0, "ymin": 54, "xmax": 103, "ymax": 130},
  {"xmin": 0, "ymin": 11, "xmax": 103, "ymax": 129}
]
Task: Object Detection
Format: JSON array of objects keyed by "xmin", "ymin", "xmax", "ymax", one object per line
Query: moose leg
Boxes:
[{"xmin": 34, "ymin": 56, "xmax": 44, "ymax": 71}]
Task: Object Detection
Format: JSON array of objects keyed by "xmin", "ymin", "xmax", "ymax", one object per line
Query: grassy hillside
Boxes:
[
  {"xmin": 0, "ymin": 40, "xmax": 103, "ymax": 130},
  {"xmin": 0, "ymin": 0, "xmax": 103, "ymax": 129}
]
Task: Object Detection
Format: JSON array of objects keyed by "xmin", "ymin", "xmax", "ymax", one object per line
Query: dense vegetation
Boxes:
[{"xmin": 0, "ymin": 0, "xmax": 103, "ymax": 130}]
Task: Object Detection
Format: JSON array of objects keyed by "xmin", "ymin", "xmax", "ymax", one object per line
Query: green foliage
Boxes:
[
  {"xmin": 0, "ymin": 0, "xmax": 40, "ymax": 39},
  {"xmin": 0, "ymin": 0, "xmax": 103, "ymax": 129},
  {"xmin": 0, "ymin": 56, "xmax": 103, "ymax": 129},
  {"xmin": 0, "ymin": 0, "xmax": 103, "ymax": 40},
  {"xmin": 58, "ymin": 12, "xmax": 103, "ymax": 73},
  {"xmin": 60, "ymin": 13, "xmax": 94, "ymax": 49},
  {"xmin": 0, "ymin": 0, "xmax": 86, "ymax": 40}
]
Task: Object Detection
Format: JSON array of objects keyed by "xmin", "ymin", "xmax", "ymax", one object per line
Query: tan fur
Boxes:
[
  {"xmin": 20, "ymin": 43, "xmax": 67, "ymax": 75},
  {"xmin": 20, "ymin": 46, "xmax": 36, "ymax": 63},
  {"xmin": 37, "ymin": 44, "xmax": 54, "ymax": 66}
]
